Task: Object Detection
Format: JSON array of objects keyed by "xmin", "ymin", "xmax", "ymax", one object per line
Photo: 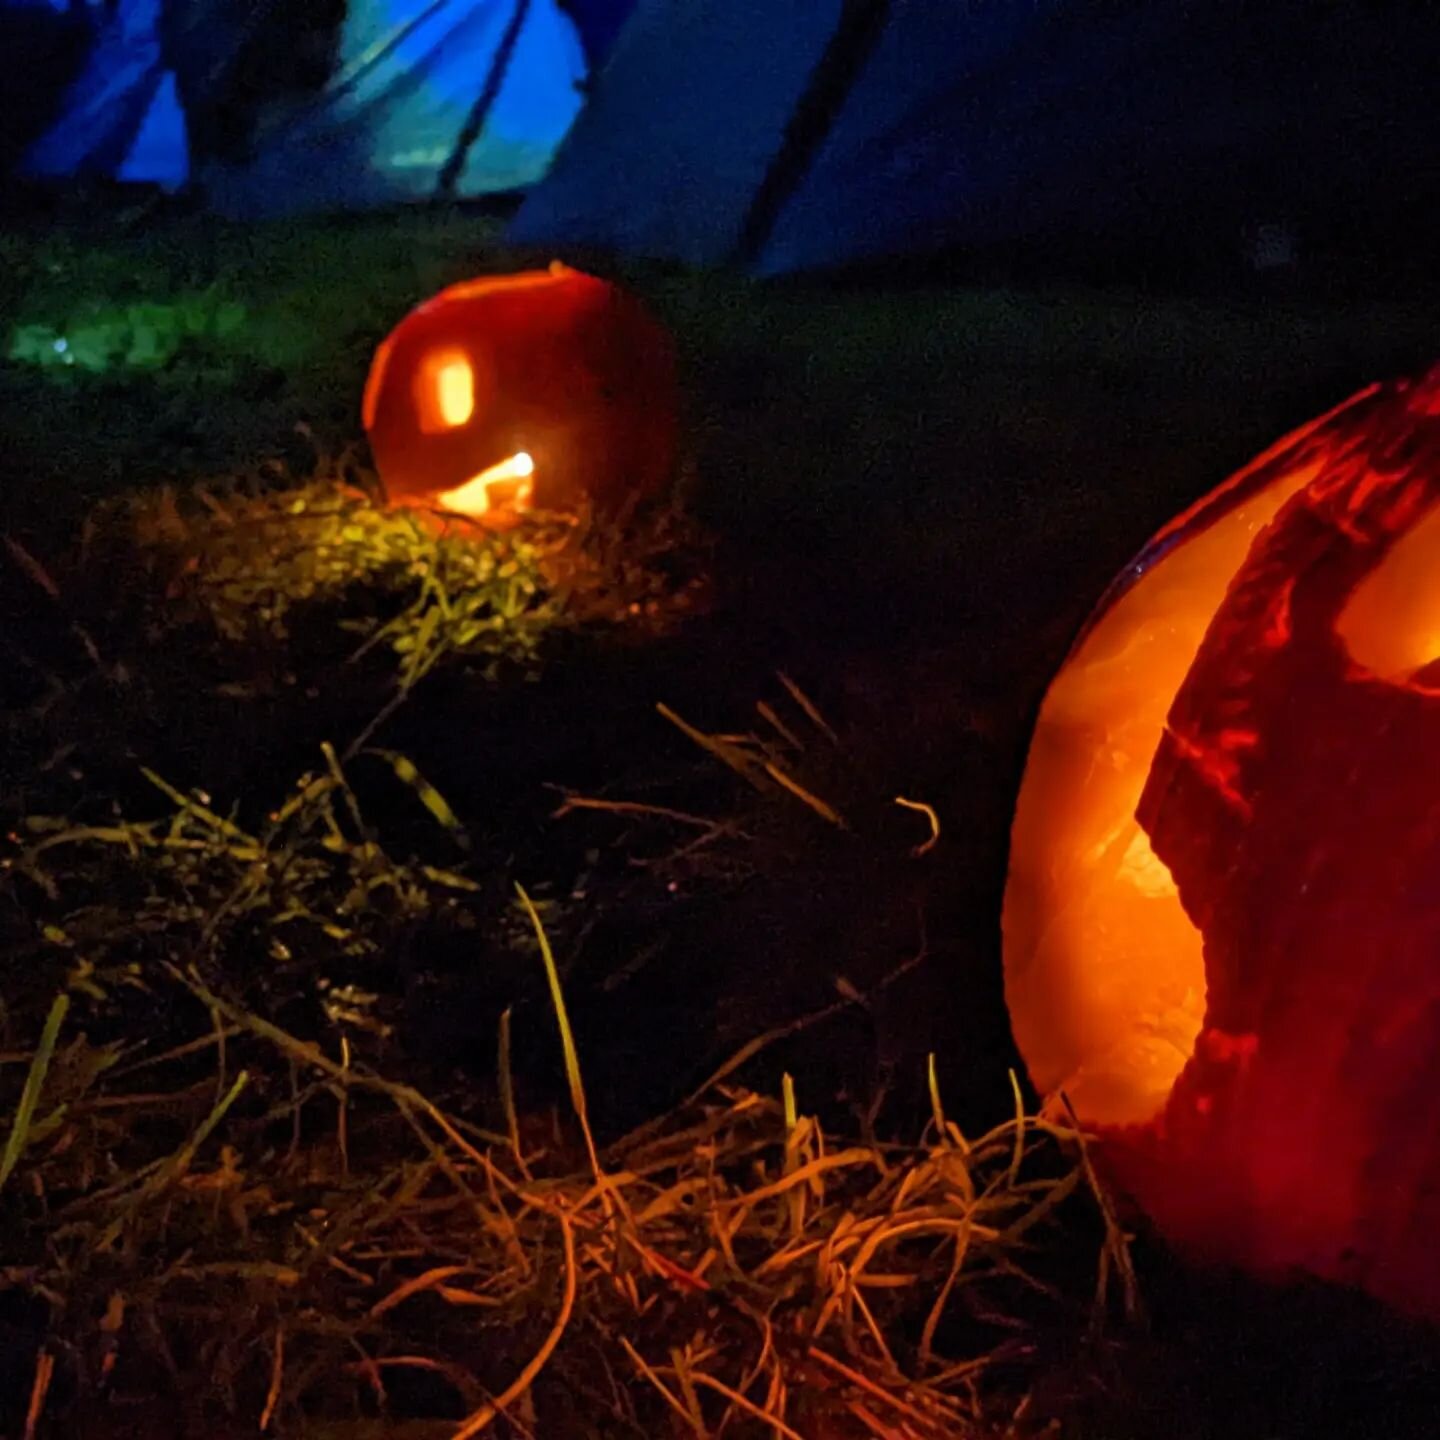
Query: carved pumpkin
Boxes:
[
  {"xmin": 1004, "ymin": 365, "xmax": 1440, "ymax": 1317},
  {"xmin": 363, "ymin": 264, "xmax": 678, "ymax": 524}
]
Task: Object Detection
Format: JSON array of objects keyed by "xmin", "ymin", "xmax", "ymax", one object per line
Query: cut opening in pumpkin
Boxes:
[
  {"xmin": 415, "ymin": 348, "xmax": 477, "ymax": 433},
  {"xmin": 434, "ymin": 451, "xmax": 535, "ymax": 520},
  {"xmin": 1336, "ymin": 500, "xmax": 1440, "ymax": 682},
  {"xmin": 1004, "ymin": 459, "xmax": 1323, "ymax": 1128},
  {"xmin": 1003, "ymin": 368, "xmax": 1440, "ymax": 1315}
]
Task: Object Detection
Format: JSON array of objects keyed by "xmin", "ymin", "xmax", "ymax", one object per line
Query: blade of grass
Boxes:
[
  {"xmin": 497, "ymin": 1007, "xmax": 529, "ymax": 1179},
  {"xmin": 760, "ymin": 760, "xmax": 848, "ymax": 830},
  {"xmin": 140, "ymin": 767, "xmax": 253, "ymax": 844},
  {"xmin": 656, "ymin": 703, "xmax": 767, "ymax": 792},
  {"xmin": 22, "ymin": 1348, "xmax": 54, "ymax": 1440},
  {"xmin": 368, "ymin": 750, "xmax": 470, "ymax": 850},
  {"xmin": 670, "ymin": 1347, "xmax": 710, "ymax": 1437},
  {"xmin": 93, "ymin": 1071, "xmax": 250, "ymax": 1251},
  {"xmin": 894, "ymin": 795, "xmax": 940, "ymax": 857},
  {"xmin": 755, "ymin": 700, "xmax": 805, "ymax": 753},
  {"xmin": 671, "ymin": 1370, "xmax": 805, "ymax": 1440},
  {"xmin": 619, "ymin": 1336, "xmax": 698, "ymax": 1434},
  {"xmin": 448, "ymin": 1210, "xmax": 576, "ymax": 1440},
  {"xmin": 0, "ymin": 994, "xmax": 69, "ymax": 1194},
  {"xmin": 776, "ymin": 672, "xmax": 840, "ymax": 746},
  {"xmin": 1007, "ymin": 1070, "xmax": 1027, "ymax": 1189},
  {"xmin": 515, "ymin": 883, "xmax": 601, "ymax": 1186}
]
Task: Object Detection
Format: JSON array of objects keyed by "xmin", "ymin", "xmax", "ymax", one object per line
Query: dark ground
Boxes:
[{"xmin": 3, "ymin": 203, "xmax": 1440, "ymax": 1436}]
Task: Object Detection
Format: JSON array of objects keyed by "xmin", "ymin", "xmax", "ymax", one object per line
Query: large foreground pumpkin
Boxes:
[
  {"xmin": 1004, "ymin": 364, "xmax": 1440, "ymax": 1317},
  {"xmin": 363, "ymin": 264, "xmax": 678, "ymax": 525}
]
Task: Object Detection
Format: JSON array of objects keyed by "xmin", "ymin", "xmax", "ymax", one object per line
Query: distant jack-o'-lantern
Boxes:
[
  {"xmin": 1004, "ymin": 365, "xmax": 1440, "ymax": 1318},
  {"xmin": 363, "ymin": 263, "xmax": 678, "ymax": 525}
]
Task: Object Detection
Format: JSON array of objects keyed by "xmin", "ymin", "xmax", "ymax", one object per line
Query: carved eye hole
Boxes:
[
  {"xmin": 1336, "ymin": 502, "xmax": 1440, "ymax": 681},
  {"xmin": 415, "ymin": 348, "xmax": 475, "ymax": 433}
]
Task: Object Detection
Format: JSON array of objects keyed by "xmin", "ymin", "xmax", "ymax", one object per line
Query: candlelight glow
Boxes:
[
  {"xmin": 1005, "ymin": 458, "xmax": 1320, "ymax": 1127},
  {"xmin": 1336, "ymin": 500, "xmax": 1440, "ymax": 679},
  {"xmin": 434, "ymin": 451, "xmax": 535, "ymax": 518},
  {"xmin": 415, "ymin": 348, "xmax": 475, "ymax": 432},
  {"xmin": 364, "ymin": 267, "xmax": 678, "ymax": 520},
  {"xmin": 1001, "ymin": 367, "xmax": 1440, "ymax": 1319},
  {"xmin": 436, "ymin": 360, "xmax": 475, "ymax": 426}
]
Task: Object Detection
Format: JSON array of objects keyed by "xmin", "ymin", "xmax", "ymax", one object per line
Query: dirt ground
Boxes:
[{"xmin": 2, "ymin": 205, "xmax": 1439, "ymax": 1437}]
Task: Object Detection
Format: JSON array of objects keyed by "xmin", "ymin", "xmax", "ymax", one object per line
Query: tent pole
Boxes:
[
  {"xmin": 437, "ymin": 0, "xmax": 532, "ymax": 200},
  {"xmin": 732, "ymin": 0, "xmax": 890, "ymax": 270},
  {"xmin": 317, "ymin": 0, "xmax": 454, "ymax": 108}
]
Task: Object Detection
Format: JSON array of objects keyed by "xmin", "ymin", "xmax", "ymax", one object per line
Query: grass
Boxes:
[
  {"xmin": 0, "ymin": 286, "xmax": 1103, "ymax": 1429},
  {"xmin": 3, "ymin": 205, "xmax": 1439, "ymax": 1437},
  {"xmin": 86, "ymin": 473, "xmax": 705, "ymax": 679},
  {"xmin": 0, "ymin": 746, "xmax": 1125, "ymax": 1438}
]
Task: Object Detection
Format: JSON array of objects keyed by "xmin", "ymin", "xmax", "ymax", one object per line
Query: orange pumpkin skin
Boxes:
[
  {"xmin": 363, "ymin": 265, "xmax": 678, "ymax": 522},
  {"xmin": 1005, "ymin": 365, "xmax": 1440, "ymax": 1317}
]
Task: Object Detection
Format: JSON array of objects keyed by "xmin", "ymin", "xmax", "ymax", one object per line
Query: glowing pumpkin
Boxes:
[
  {"xmin": 363, "ymin": 264, "xmax": 678, "ymax": 524},
  {"xmin": 1004, "ymin": 364, "xmax": 1440, "ymax": 1317}
]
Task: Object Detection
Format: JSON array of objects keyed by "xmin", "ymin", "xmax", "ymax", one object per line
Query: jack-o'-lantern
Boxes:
[
  {"xmin": 1004, "ymin": 365, "xmax": 1440, "ymax": 1318},
  {"xmin": 363, "ymin": 264, "xmax": 678, "ymax": 525}
]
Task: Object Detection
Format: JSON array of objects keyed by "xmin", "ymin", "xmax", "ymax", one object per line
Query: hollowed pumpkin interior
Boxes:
[
  {"xmin": 1336, "ymin": 500, "xmax": 1440, "ymax": 681},
  {"xmin": 1004, "ymin": 461, "xmax": 1322, "ymax": 1127}
]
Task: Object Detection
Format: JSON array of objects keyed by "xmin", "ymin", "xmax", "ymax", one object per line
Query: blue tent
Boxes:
[
  {"xmin": 509, "ymin": 0, "xmax": 1440, "ymax": 277},
  {"xmin": 203, "ymin": 0, "xmax": 588, "ymax": 216},
  {"xmin": 15, "ymin": 0, "xmax": 596, "ymax": 211},
  {"xmin": 19, "ymin": 0, "xmax": 188, "ymax": 188},
  {"xmin": 555, "ymin": 0, "xmax": 631, "ymax": 68}
]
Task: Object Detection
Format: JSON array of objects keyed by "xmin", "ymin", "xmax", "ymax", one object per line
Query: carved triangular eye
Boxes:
[{"xmin": 1336, "ymin": 502, "xmax": 1440, "ymax": 682}]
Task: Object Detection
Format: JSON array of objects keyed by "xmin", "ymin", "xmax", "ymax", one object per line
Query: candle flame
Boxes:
[{"xmin": 434, "ymin": 451, "xmax": 535, "ymax": 518}]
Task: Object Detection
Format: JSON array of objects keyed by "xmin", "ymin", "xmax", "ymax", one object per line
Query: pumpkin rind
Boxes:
[{"xmin": 364, "ymin": 265, "xmax": 678, "ymax": 523}]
